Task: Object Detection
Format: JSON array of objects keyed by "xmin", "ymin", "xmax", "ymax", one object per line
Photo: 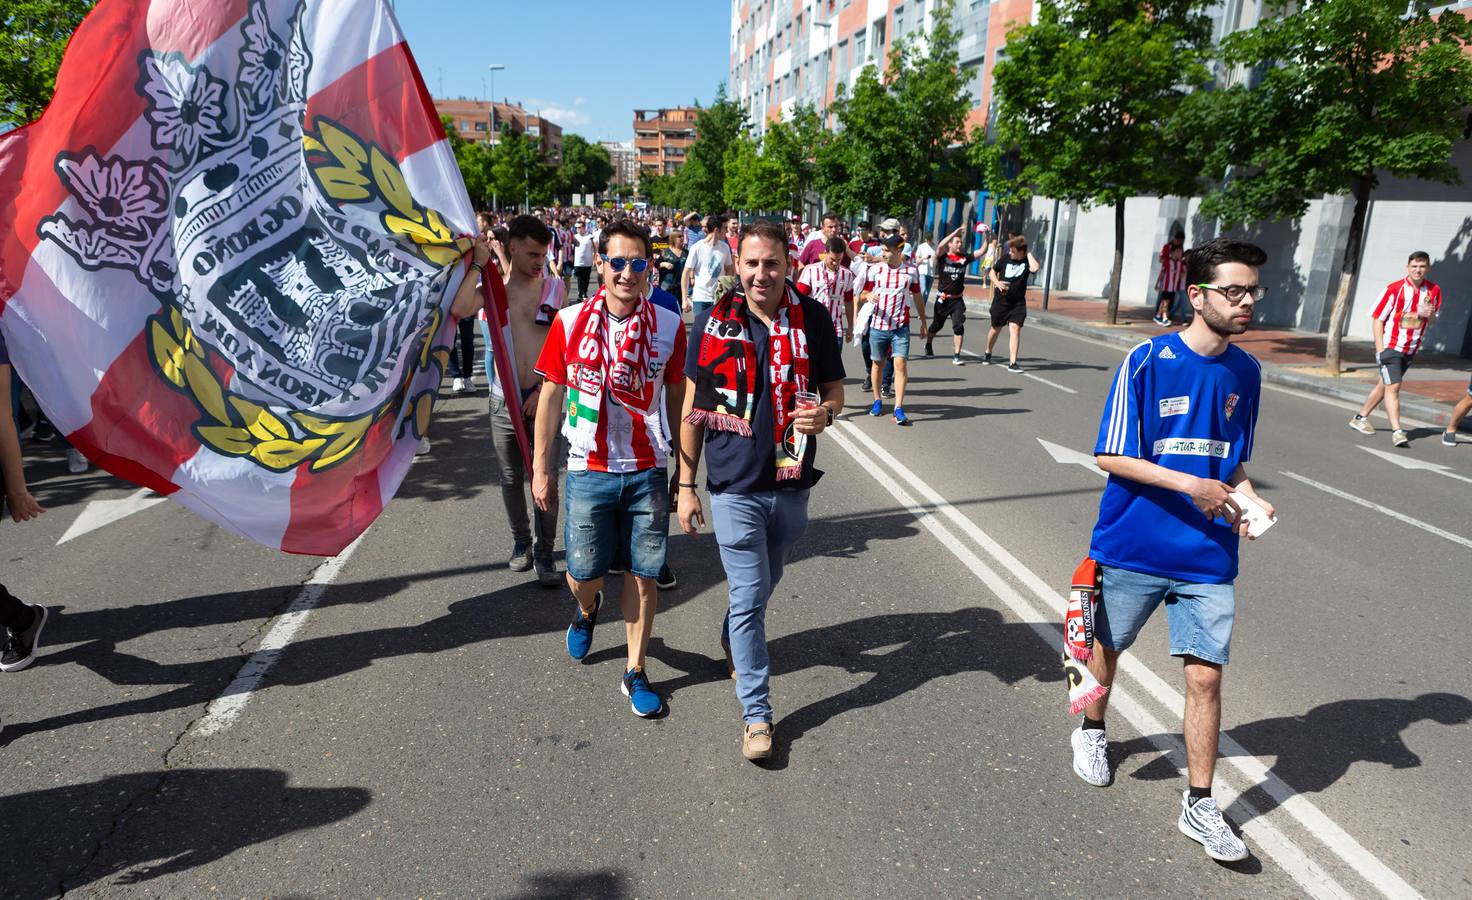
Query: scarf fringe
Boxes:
[
  {"xmin": 776, "ymin": 465, "xmax": 803, "ymax": 481},
  {"xmin": 685, "ymin": 408, "xmax": 753, "ymax": 437},
  {"xmin": 1064, "ymin": 643, "xmax": 1093, "ymax": 663},
  {"xmin": 1069, "ymin": 684, "xmax": 1109, "ymax": 717}
]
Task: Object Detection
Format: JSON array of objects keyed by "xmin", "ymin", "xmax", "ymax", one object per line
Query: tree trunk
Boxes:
[
  {"xmin": 1105, "ymin": 199, "xmax": 1126, "ymax": 326},
  {"xmin": 1324, "ymin": 178, "xmax": 1372, "ymax": 375}
]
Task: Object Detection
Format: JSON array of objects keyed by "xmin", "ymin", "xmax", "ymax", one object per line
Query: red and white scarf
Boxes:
[
  {"xmin": 1061, "ymin": 557, "xmax": 1109, "ymax": 715},
  {"xmin": 687, "ymin": 284, "xmax": 810, "ymax": 481},
  {"xmin": 562, "ymin": 287, "xmax": 661, "ymax": 454}
]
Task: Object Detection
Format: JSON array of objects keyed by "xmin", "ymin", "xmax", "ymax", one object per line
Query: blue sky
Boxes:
[{"xmin": 393, "ymin": 2, "xmax": 732, "ymax": 143}]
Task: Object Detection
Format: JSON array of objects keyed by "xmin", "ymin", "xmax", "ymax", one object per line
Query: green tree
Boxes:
[
  {"xmin": 557, "ymin": 133, "xmax": 614, "ymax": 200},
  {"xmin": 816, "ymin": 1, "xmax": 975, "ymax": 226},
  {"xmin": 1174, "ymin": 0, "xmax": 1472, "ymax": 372},
  {"xmin": 0, "ymin": 0, "xmax": 94, "ymax": 127},
  {"xmin": 722, "ymin": 132, "xmax": 788, "ymax": 212},
  {"xmin": 760, "ymin": 104, "xmax": 826, "ymax": 214},
  {"xmin": 490, "ymin": 126, "xmax": 556, "ymax": 211},
  {"xmin": 978, "ymin": 0, "xmax": 1212, "ymax": 324},
  {"xmin": 676, "ymin": 85, "xmax": 748, "ymax": 211}
]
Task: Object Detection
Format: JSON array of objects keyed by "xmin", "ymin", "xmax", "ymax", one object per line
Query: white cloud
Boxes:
[{"xmin": 539, "ymin": 105, "xmax": 590, "ymax": 127}]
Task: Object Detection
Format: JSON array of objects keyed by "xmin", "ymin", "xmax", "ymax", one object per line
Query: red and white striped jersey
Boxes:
[
  {"xmin": 861, "ymin": 261, "xmax": 921, "ymax": 332},
  {"xmin": 1156, "ymin": 243, "xmax": 1187, "ymax": 293},
  {"xmin": 796, "ymin": 264, "xmax": 856, "ymax": 338},
  {"xmin": 533, "ymin": 301, "xmax": 687, "ymax": 473},
  {"xmin": 1371, "ymin": 278, "xmax": 1442, "ymax": 356}
]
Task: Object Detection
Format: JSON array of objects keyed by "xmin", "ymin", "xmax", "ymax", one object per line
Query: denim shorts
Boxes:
[
  {"xmin": 1095, "ymin": 565, "xmax": 1236, "ymax": 665},
  {"xmin": 868, "ymin": 324, "xmax": 911, "ymax": 361},
  {"xmin": 563, "ymin": 468, "xmax": 669, "ymax": 581}
]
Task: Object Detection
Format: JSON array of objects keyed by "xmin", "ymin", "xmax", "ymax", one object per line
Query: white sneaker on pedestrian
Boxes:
[
  {"xmin": 1392, "ymin": 428, "xmax": 1410, "ymax": 448},
  {"xmin": 451, "ymin": 377, "xmax": 466, "ymax": 394},
  {"xmin": 66, "ymin": 448, "xmax": 88, "ymax": 474},
  {"xmin": 1070, "ymin": 726, "xmax": 1111, "ymax": 787},
  {"xmin": 415, "ymin": 436, "xmax": 431, "ymax": 456},
  {"xmin": 1178, "ymin": 792, "xmax": 1249, "ymax": 862},
  {"xmin": 1348, "ymin": 415, "xmax": 1374, "ymax": 436}
]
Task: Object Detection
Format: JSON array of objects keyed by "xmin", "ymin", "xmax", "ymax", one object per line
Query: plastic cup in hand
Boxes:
[{"xmin": 794, "ymin": 391, "xmax": 819, "ymax": 411}]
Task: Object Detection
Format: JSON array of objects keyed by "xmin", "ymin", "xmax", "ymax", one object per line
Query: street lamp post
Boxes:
[{"xmin": 488, "ymin": 64, "xmax": 505, "ymax": 212}]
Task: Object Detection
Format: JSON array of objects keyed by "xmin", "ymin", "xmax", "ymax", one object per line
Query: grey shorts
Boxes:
[{"xmin": 1378, "ymin": 351, "xmax": 1415, "ymax": 386}]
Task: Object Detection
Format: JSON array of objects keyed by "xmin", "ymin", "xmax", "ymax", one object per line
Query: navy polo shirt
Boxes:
[{"xmin": 685, "ymin": 295, "xmax": 845, "ymax": 493}]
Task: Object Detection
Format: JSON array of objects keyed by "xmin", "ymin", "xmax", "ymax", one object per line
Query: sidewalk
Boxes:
[{"xmin": 959, "ymin": 282, "xmax": 1470, "ymax": 429}]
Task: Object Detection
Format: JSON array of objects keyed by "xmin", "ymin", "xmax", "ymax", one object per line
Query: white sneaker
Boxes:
[
  {"xmin": 415, "ymin": 437, "xmax": 431, "ymax": 456},
  {"xmin": 1392, "ymin": 428, "xmax": 1410, "ymax": 448},
  {"xmin": 1178, "ymin": 792, "xmax": 1249, "ymax": 862},
  {"xmin": 451, "ymin": 377, "xmax": 466, "ymax": 394},
  {"xmin": 67, "ymin": 448, "xmax": 89, "ymax": 474},
  {"xmin": 1070, "ymin": 726, "xmax": 1111, "ymax": 786},
  {"xmin": 1348, "ymin": 415, "xmax": 1374, "ymax": 435}
]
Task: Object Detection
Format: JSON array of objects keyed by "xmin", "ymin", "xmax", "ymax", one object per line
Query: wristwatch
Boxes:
[{"xmin": 824, "ymin": 405, "xmax": 835, "ymax": 427}]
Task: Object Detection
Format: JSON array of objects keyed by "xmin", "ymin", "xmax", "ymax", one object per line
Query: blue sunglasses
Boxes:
[{"xmin": 599, "ymin": 254, "xmax": 650, "ymax": 274}]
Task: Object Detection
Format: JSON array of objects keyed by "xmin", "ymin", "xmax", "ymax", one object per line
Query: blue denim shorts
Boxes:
[
  {"xmin": 563, "ymin": 468, "xmax": 669, "ymax": 581},
  {"xmin": 1095, "ymin": 565, "xmax": 1236, "ymax": 665},
  {"xmin": 868, "ymin": 324, "xmax": 911, "ymax": 360}
]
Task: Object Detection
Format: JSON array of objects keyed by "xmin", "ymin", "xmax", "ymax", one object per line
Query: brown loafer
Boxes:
[{"xmin": 742, "ymin": 722, "xmax": 774, "ymax": 761}]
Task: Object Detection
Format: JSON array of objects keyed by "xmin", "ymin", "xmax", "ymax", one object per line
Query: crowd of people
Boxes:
[{"xmin": 3, "ymin": 198, "xmax": 1467, "ymax": 868}]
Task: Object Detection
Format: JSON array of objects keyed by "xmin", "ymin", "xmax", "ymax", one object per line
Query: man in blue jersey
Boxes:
[{"xmin": 1070, "ymin": 238, "xmax": 1275, "ymax": 864}]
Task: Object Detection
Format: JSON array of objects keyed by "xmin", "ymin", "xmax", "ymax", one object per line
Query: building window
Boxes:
[
  {"xmin": 855, "ymin": 29, "xmax": 867, "ymax": 63},
  {"xmin": 874, "ymin": 19, "xmax": 887, "ymax": 53},
  {"xmin": 473, "ymin": 121, "xmax": 487, "ymax": 132},
  {"xmin": 838, "ymin": 39, "xmax": 849, "ymax": 71},
  {"xmin": 895, "ymin": 5, "xmax": 905, "ymax": 34}
]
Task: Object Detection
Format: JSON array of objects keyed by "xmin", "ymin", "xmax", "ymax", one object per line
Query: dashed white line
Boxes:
[
  {"xmin": 830, "ymin": 420, "xmax": 1424, "ymax": 900},
  {"xmin": 188, "ymin": 531, "xmax": 369, "ymax": 738},
  {"xmin": 1281, "ymin": 471, "xmax": 1472, "ymax": 550}
]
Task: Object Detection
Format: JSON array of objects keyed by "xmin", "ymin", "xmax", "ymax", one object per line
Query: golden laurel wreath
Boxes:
[
  {"xmin": 149, "ymin": 305, "xmax": 451, "ymax": 472},
  {"xmin": 146, "ymin": 116, "xmax": 466, "ymax": 472}
]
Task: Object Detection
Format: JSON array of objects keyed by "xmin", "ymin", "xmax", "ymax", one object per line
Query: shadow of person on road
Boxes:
[
  {"xmin": 743, "ymin": 607, "xmax": 1063, "ymax": 770},
  {"xmin": 506, "ymin": 870, "xmax": 629, "ymax": 898},
  {"xmin": 0, "ymin": 768, "xmax": 370, "ymax": 899},
  {"xmin": 1118, "ymin": 692, "xmax": 1472, "ymax": 826}
]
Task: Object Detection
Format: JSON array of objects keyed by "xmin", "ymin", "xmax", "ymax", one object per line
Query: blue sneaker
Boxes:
[
  {"xmin": 893, "ymin": 407, "xmax": 910, "ymax": 426},
  {"xmin": 621, "ymin": 666, "xmax": 663, "ymax": 717},
  {"xmin": 566, "ymin": 591, "xmax": 601, "ymax": 660},
  {"xmin": 868, "ymin": 399, "xmax": 883, "ymax": 416}
]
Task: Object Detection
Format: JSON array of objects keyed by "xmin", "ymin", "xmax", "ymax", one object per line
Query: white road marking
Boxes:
[
  {"xmin": 831, "ymin": 420, "xmax": 1426, "ymax": 900},
  {"xmin": 827, "ymin": 422, "xmax": 1350, "ymax": 899},
  {"xmin": 57, "ymin": 489, "xmax": 168, "ymax": 544},
  {"xmin": 1359, "ymin": 445, "xmax": 1472, "ymax": 485},
  {"xmin": 187, "ymin": 531, "xmax": 369, "ymax": 737},
  {"xmin": 1281, "ymin": 471, "xmax": 1472, "ymax": 550},
  {"xmin": 959, "ymin": 349, "xmax": 1079, "ymax": 393},
  {"xmin": 1027, "ymin": 319, "xmax": 1447, "ymax": 430},
  {"xmin": 1037, "ymin": 438, "xmax": 1106, "ymax": 477}
]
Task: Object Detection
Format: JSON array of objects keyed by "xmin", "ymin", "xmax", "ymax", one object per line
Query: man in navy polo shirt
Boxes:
[
  {"xmin": 676, "ymin": 219, "xmax": 845, "ymax": 763},
  {"xmin": 1071, "ymin": 238, "xmax": 1275, "ymax": 864}
]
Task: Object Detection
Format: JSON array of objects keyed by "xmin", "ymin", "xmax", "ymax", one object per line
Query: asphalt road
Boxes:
[{"xmin": 2, "ymin": 319, "xmax": 1468, "ymax": 898}]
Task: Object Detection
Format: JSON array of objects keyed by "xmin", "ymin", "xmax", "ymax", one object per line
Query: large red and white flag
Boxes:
[{"xmin": 0, "ymin": 0, "xmax": 479, "ymax": 555}]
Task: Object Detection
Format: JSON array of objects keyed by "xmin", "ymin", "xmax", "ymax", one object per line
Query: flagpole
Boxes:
[{"xmin": 478, "ymin": 262, "xmax": 533, "ymax": 468}]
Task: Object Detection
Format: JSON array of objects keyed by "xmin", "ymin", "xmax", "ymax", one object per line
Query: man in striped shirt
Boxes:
[
  {"xmin": 1153, "ymin": 229, "xmax": 1188, "ymax": 326},
  {"xmin": 1349, "ymin": 251, "xmax": 1443, "ymax": 448},
  {"xmin": 794, "ymin": 236, "xmax": 856, "ymax": 345},
  {"xmin": 860, "ymin": 233, "xmax": 928, "ymax": 426}
]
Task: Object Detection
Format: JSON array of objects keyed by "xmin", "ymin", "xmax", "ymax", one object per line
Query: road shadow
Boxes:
[
  {"xmin": 506, "ymin": 870, "xmax": 629, "ymax": 899},
  {"xmin": 0, "ymin": 768, "xmax": 370, "ymax": 899},
  {"xmin": 1117, "ymin": 692, "xmax": 1472, "ymax": 827},
  {"xmin": 397, "ymin": 402, "xmax": 499, "ymax": 503},
  {"xmin": 3, "ymin": 555, "xmax": 713, "ymax": 745},
  {"xmin": 1019, "ymin": 359, "xmax": 1109, "ymax": 374},
  {"xmin": 651, "ymin": 607, "xmax": 1062, "ymax": 771}
]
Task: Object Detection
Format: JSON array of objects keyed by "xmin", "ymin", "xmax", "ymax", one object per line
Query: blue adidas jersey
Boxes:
[{"xmin": 1089, "ymin": 332, "xmax": 1262, "ymax": 584}]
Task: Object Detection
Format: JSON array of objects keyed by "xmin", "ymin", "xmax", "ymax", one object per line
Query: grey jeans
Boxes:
[{"xmin": 489, "ymin": 390, "xmax": 559, "ymax": 562}]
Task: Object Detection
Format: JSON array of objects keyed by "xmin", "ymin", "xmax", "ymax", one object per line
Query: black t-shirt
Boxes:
[
  {"xmin": 936, "ymin": 253, "xmax": 969, "ymax": 296},
  {"xmin": 649, "ymin": 232, "xmax": 671, "ymax": 258},
  {"xmin": 992, "ymin": 256, "xmax": 1031, "ymax": 305},
  {"xmin": 685, "ymin": 295, "xmax": 846, "ymax": 493}
]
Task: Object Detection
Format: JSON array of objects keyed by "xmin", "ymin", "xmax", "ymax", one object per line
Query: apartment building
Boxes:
[
  {"xmin": 729, "ymin": 0, "xmax": 1472, "ymax": 357},
  {"xmin": 432, "ymin": 98, "xmax": 564, "ymax": 165},
  {"xmin": 600, "ymin": 141, "xmax": 640, "ymax": 192},
  {"xmin": 633, "ymin": 107, "xmax": 700, "ymax": 177}
]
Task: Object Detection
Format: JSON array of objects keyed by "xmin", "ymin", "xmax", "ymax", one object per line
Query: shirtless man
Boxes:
[{"xmin": 478, "ymin": 215, "xmax": 564, "ymax": 585}]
